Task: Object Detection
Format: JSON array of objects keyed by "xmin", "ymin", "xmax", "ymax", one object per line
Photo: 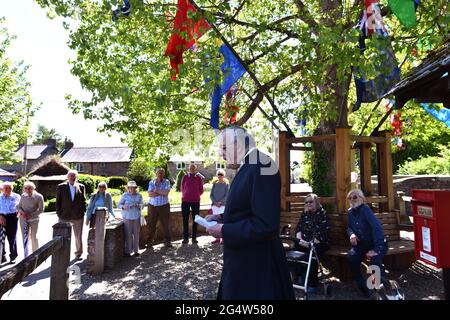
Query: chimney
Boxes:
[
  {"xmin": 46, "ymin": 138, "xmax": 57, "ymax": 148},
  {"xmin": 60, "ymin": 138, "xmax": 74, "ymax": 157}
]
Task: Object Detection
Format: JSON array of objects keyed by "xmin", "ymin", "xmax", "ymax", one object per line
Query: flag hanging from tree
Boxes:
[
  {"xmin": 164, "ymin": 0, "xmax": 210, "ymax": 80},
  {"xmin": 388, "ymin": 0, "xmax": 419, "ymax": 28},
  {"xmin": 210, "ymin": 44, "xmax": 246, "ymax": 129},
  {"xmin": 421, "ymin": 103, "xmax": 450, "ymax": 128}
]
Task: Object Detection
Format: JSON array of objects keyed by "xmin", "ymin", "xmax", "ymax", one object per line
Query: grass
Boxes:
[{"xmin": 109, "ymin": 183, "xmax": 213, "ymax": 213}]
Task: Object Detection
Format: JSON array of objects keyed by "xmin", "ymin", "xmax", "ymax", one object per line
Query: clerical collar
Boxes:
[{"xmin": 239, "ymin": 147, "xmax": 257, "ymax": 169}]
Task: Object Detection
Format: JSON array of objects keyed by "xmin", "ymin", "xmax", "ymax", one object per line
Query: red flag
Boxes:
[{"xmin": 164, "ymin": 0, "xmax": 210, "ymax": 80}]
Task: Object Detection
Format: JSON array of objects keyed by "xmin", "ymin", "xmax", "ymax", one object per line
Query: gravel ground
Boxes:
[{"xmin": 69, "ymin": 235, "xmax": 446, "ymax": 300}]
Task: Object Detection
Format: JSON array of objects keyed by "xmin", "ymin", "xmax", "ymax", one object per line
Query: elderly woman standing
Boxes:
[
  {"xmin": 209, "ymin": 169, "xmax": 229, "ymax": 244},
  {"xmin": 118, "ymin": 181, "xmax": 144, "ymax": 257},
  {"xmin": 292, "ymin": 193, "xmax": 330, "ymax": 291},
  {"xmin": 346, "ymin": 189, "xmax": 388, "ymax": 298},
  {"xmin": 85, "ymin": 181, "xmax": 115, "ymax": 227},
  {"xmin": 17, "ymin": 181, "xmax": 44, "ymax": 257}
]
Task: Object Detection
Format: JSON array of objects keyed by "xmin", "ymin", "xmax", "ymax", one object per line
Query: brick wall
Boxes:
[{"xmin": 73, "ymin": 162, "xmax": 129, "ymax": 177}]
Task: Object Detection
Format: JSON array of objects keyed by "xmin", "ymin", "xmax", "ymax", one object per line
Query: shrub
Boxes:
[
  {"xmin": 45, "ymin": 198, "xmax": 57, "ymax": 212},
  {"xmin": 77, "ymin": 174, "xmax": 96, "ymax": 195},
  {"xmin": 127, "ymin": 157, "xmax": 154, "ymax": 189},
  {"xmin": 397, "ymin": 143, "xmax": 450, "ymax": 175},
  {"xmin": 175, "ymin": 169, "xmax": 185, "ymax": 192},
  {"xmin": 13, "ymin": 177, "xmax": 26, "ymax": 194},
  {"xmin": 108, "ymin": 176, "xmax": 128, "ymax": 189}
]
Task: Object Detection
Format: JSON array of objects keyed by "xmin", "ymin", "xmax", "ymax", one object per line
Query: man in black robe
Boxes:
[{"xmin": 207, "ymin": 126, "xmax": 295, "ymax": 300}]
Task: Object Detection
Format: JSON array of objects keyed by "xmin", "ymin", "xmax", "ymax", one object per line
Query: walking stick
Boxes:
[
  {"xmin": 0, "ymin": 224, "xmax": 5, "ymax": 262},
  {"xmin": 23, "ymin": 219, "xmax": 29, "ymax": 258}
]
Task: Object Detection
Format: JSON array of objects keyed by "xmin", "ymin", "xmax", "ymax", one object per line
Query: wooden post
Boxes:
[
  {"xmin": 278, "ymin": 131, "xmax": 290, "ymax": 211},
  {"xmin": 335, "ymin": 127, "xmax": 351, "ymax": 213},
  {"xmin": 376, "ymin": 130, "xmax": 394, "ymax": 212},
  {"xmin": 92, "ymin": 208, "xmax": 107, "ymax": 274},
  {"xmin": 360, "ymin": 142, "xmax": 373, "ymax": 196},
  {"xmin": 50, "ymin": 222, "xmax": 71, "ymax": 300}
]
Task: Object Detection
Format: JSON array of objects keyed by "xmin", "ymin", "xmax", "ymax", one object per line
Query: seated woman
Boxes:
[
  {"xmin": 292, "ymin": 193, "xmax": 330, "ymax": 291},
  {"xmin": 346, "ymin": 189, "xmax": 388, "ymax": 298},
  {"xmin": 85, "ymin": 181, "xmax": 115, "ymax": 227}
]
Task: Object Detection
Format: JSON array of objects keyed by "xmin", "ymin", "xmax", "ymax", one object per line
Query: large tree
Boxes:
[
  {"xmin": 0, "ymin": 18, "xmax": 35, "ymax": 163},
  {"xmin": 35, "ymin": 0, "xmax": 449, "ymax": 195}
]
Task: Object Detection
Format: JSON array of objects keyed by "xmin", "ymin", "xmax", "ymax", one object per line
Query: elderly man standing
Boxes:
[
  {"xmin": 206, "ymin": 125, "xmax": 294, "ymax": 300},
  {"xmin": 17, "ymin": 181, "xmax": 44, "ymax": 257},
  {"xmin": 56, "ymin": 170, "xmax": 86, "ymax": 260},
  {"xmin": 0, "ymin": 181, "xmax": 21, "ymax": 264},
  {"xmin": 146, "ymin": 168, "xmax": 172, "ymax": 248},
  {"xmin": 181, "ymin": 163, "xmax": 204, "ymax": 244}
]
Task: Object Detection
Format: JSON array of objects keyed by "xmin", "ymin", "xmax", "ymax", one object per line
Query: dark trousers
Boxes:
[
  {"xmin": 1, "ymin": 214, "xmax": 18, "ymax": 260},
  {"xmin": 182, "ymin": 202, "xmax": 199, "ymax": 240},
  {"xmin": 346, "ymin": 242, "xmax": 388, "ymax": 288},
  {"xmin": 289, "ymin": 243, "xmax": 328, "ymax": 287}
]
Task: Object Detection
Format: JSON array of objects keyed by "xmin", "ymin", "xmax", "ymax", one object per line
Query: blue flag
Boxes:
[
  {"xmin": 421, "ymin": 104, "xmax": 450, "ymax": 128},
  {"xmin": 210, "ymin": 44, "xmax": 246, "ymax": 129}
]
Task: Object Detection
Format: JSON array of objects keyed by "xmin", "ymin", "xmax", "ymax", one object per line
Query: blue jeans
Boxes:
[{"xmin": 346, "ymin": 241, "xmax": 388, "ymax": 288}]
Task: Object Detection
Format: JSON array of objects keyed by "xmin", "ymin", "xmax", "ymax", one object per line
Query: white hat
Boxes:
[{"xmin": 127, "ymin": 181, "xmax": 137, "ymax": 188}]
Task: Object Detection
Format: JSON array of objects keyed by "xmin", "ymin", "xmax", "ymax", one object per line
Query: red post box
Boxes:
[{"xmin": 412, "ymin": 189, "xmax": 450, "ymax": 268}]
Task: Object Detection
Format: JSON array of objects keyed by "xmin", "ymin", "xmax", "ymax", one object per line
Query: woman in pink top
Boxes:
[{"xmin": 181, "ymin": 164, "xmax": 204, "ymax": 244}]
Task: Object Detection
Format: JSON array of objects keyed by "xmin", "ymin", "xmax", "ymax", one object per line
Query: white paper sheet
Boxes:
[
  {"xmin": 194, "ymin": 215, "xmax": 218, "ymax": 228},
  {"xmin": 422, "ymin": 226, "xmax": 431, "ymax": 252},
  {"xmin": 211, "ymin": 205, "xmax": 225, "ymax": 215}
]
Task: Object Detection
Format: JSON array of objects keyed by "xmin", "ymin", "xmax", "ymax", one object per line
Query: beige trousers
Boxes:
[
  {"xmin": 19, "ymin": 218, "xmax": 40, "ymax": 254},
  {"xmin": 59, "ymin": 218, "xmax": 84, "ymax": 256}
]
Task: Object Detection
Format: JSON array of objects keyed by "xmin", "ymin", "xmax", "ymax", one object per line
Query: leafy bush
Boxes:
[
  {"xmin": 45, "ymin": 198, "xmax": 57, "ymax": 212},
  {"xmin": 397, "ymin": 143, "xmax": 450, "ymax": 175},
  {"xmin": 108, "ymin": 176, "xmax": 128, "ymax": 189},
  {"xmin": 13, "ymin": 177, "xmax": 26, "ymax": 194},
  {"xmin": 77, "ymin": 174, "xmax": 108, "ymax": 196},
  {"xmin": 175, "ymin": 169, "xmax": 185, "ymax": 192},
  {"xmin": 127, "ymin": 157, "xmax": 155, "ymax": 189}
]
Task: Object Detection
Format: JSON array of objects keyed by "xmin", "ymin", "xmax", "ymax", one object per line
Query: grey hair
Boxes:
[
  {"xmin": 155, "ymin": 168, "xmax": 165, "ymax": 174},
  {"xmin": 221, "ymin": 125, "xmax": 256, "ymax": 153},
  {"xmin": 98, "ymin": 181, "xmax": 108, "ymax": 188},
  {"xmin": 216, "ymin": 169, "xmax": 226, "ymax": 176},
  {"xmin": 347, "ymin": 189, "xmax": 366, "ymax": 202},
  {"xmin": 67, "ymin": 169, "xmax": 79, "ymax": 177},
  {"xmin": 1, "ymin": 181, "xmax": 13, "ymax": 189},
  {"xmin": 23, "ymin": 181, "xmax": 36, "ymax": 190},
  {"xmin": 305, "ymin": 193, "xmax": 322, "ymax": 210}
]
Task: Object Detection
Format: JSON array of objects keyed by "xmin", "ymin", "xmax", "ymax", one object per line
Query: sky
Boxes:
[{"xmin": 2, "ymin": 0, "xmax": 126, "ymax": 147}]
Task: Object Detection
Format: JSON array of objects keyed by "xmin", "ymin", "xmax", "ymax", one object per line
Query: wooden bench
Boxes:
[{"xmin": 280, "ymin": 210, "xmax": 416, "ymax": 281}]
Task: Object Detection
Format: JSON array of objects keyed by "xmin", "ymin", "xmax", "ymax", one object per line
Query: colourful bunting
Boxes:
[
  {"xmin": 210, "ymin": 44, "xmax": 246, "ymax": 129},
  {"xmin": 164, "ymin": 0, "xmax": 211, "ymax": 80},
  {"xmin": 421, "ymin": 103, "xmax": 450, "ymax": 128}
]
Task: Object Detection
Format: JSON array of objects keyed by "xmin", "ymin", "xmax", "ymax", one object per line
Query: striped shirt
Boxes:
[{"xmin": 148, "ymin": 179, "xmax": 171, "ymax": 207}]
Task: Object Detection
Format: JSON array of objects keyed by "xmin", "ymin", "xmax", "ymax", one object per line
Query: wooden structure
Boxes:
[
  {"xmin": 278, "ymin": 128, "xmax": 415, "ymax": 280},
  {"xmin": 0, "ymin": 222, "xmax": 72, "ymax": 300},
  {"xmin": 87, "ymin": 208, "xmax": 108, "ymax": 274}
]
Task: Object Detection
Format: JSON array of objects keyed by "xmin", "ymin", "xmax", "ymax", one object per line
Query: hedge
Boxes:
[
  {"xmin": 108, "ymin": 176, "xmax": 128, "ymax": 189},
  {"xmin": 45, "ymin": 198, "xmax": 57, "ymax": 212}
]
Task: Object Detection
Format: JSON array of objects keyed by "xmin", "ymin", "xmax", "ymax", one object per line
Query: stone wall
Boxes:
[
  {"xmin": 139, "ymin": 208, "xmax": 211, "ymax": 248},
  {"xmin": 68, "ymin": 162, "xmax": 129, "ymax": 177}
]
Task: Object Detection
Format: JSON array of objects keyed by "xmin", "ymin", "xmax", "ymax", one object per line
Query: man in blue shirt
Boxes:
[
  {"xmin": 346, "ymin": 189, "xmax": 388, "ymax": 298},
  {"xmin": 146, "ymin": 168, "xmax": 172, "ymax": 248},
  {"xmin": 0, "ymin": 181, "xmax": 21, "ymax": 264}
]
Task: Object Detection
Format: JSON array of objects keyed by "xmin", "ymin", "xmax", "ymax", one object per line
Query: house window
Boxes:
[
  {"xmin": 75, "ymin": 163, "xmax": 83, "ymax": 172},
  {"xmin": 216, "ymin": 162, "xmax": 226, "ymax": 170},
  {"xmin": 176, "ymin": 162, "xmax": 186, "ymax": 170},
  {"xmin": 100, "ymin": 163, "xmax": 107, "ymax": 168}
]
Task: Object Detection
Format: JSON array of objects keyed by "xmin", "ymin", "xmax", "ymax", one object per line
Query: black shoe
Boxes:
[
  {"xmin": 192, "ymin": 239, "xmax": 198, "ymax": 244},
  {"xmin": 164, "ymin": 243, "xmax": 173, "ymax": 248},
  {"xmin": 9, "ymin": 258, "xmax": 16, "ymax": 264},
  {"xmin": 182, "ymin": 239, "xmax": 188, "ymax": 244},
  {"xmin": 124, "ymin": 253, "xmax": 131, "ymax": 258},
  {"xmin": 74, "ymin": 255, "xmax": 82, "ymax": 261},
  {"xmin": 132, "ymin": 252, "xmax": 141, "ymax": 257}
]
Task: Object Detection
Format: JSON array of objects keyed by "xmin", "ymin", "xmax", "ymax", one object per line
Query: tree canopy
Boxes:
[
  {"xmin": 32, "ymin": 124, "xmax": 68, "ymax": 150},
  {"xmin": 0, "ymin": 18, "xmax": 36, "ymax": 163},
  {"xmin": 34, "ymin": 0, "xmax": 449, "ymax": 186}
]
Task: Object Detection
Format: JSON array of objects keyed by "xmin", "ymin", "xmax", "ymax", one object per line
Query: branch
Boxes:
[
  {"xmin": 293, "ymin": 0, "xmax": 320, "ymax": 35},
  {"xmin": 232, "ymin": 0, "xmax": 248, "ymax": 19}
]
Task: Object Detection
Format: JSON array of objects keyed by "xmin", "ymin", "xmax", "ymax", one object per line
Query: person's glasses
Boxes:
[
  {"xmin": 348, "ymin": 195, "xmax": 358, "ymax": 200},
  {"xmin": 24, "ymin": 187, "xmax": 32, "ymax": 190},
  {"xmin": 99, "ymin": 186, "xmax": 106, "ymax": 189},
  {"xmin": 305, "ymin": 200, "xmax": 314, "ymax": 204},
  {"xmin": 218, "ymin": 174, "xmax": 224, "ymax": 176}
]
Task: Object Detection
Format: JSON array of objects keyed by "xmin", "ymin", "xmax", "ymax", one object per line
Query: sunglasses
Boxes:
[
  {"xmin": 218, "ymin": 174, "xmax": 224, "ymax": 176},
  {"xmin": 305, "ymin": 200, "xmax": 314, "ymax": 204},
  {"xmin": 348, "ymin": 195, "xmax": 359, "ymax": 200}
]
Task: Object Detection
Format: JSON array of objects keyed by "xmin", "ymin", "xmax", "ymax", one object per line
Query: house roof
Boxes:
[
  {"xmin": 14, "ymin": 145, "xmax": 53, "ymax": 160},
  {"xmin": 29, "ymin": 175, "xmax": 68, "ymax": 181},
  {"xmin": 28, "ymin": 157, "xmax": 70, "ymax": 177},
  {"xmin": 60, "ymin": 147, "xmax": 133, "ymax": 163},
  {"xmin": 0, "ymin": 168, "xmax": 15, "ymax": 177},
  {"xmin": 385, "ymin": 38, "xmax": 450, "ymax": 108}
]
